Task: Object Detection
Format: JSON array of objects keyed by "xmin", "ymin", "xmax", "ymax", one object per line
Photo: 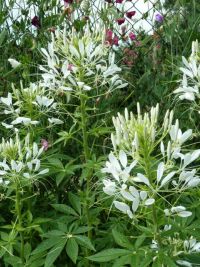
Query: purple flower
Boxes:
[
  {"xmin": 113, "ymin": 36, "xmax": 119, "ymax": 46},
  {"xmin": 64, "ymin": 0, "xmax": 73, "ymax": 3},
  {"xmin": 31, "ymin": 16, "xmax": 41, "ymax": 28},
  {"xmin": 41, "ymin": 139, "xmax": 49, "ymax": 151},
  {"xmin": 155, "ymin": 13, "xmax": 164, "ymax": 23},
  {"xmin": 116, "ymin": 18, "xmax": 125, "ymax": 25},
  {"xmin": 129, "ymin": 32, "xmax": 136, "ymax": 41},
  {"xmin": 116, "ymin": 0, "xmax": 123, "ymax": 3},
  {"xmin": 126, "ymin": 11, "xmax": 136, "ymax": 19}
]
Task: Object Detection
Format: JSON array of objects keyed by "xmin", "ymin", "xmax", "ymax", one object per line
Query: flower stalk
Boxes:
[
  {"xmin": 15, "ymin": 184, "xmax": 24, "ymax": 263},
  {"xmin": 80, "ymin": 93, "xmax": 92, "ymax": 243}
]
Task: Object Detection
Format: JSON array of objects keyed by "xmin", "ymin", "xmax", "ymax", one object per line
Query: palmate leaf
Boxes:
[
  {"xmin": 44, "ymin": 239, "xmax": 66, "ymax": 267},
  {"xmin": 87, "ymin": 248, "xmax": 131, "ymax": 262}
]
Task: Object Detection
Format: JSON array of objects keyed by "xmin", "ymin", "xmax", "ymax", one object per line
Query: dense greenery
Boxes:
[{"xmin": 0, "ymin": 0, "xmax": 200, "ymax": 266}]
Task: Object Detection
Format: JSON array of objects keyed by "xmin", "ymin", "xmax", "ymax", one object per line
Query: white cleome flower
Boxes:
[
  {"xmin": 102, "ymin": 150, "xmax": 137, "ymax": 182},
  {"xmin": 8, "ymin": 58, "xmax": 21, "ymax": 68}
]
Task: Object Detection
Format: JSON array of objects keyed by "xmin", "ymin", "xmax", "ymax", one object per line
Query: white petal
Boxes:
[
  {"xmin": 178, "ymin": 211, "xmax": 192, "ymax": 217},
  {"xmin": 157, "ymin": 162, "xmax": 165, "ymax": 183},
  {"xmin": 135, "ymin": 173, "xmax": 150, "ymax": 186},
  {"xmin": 160, "ymin": 171, "xmax": 176, "ymax": 188},
  {"xmin": 144, "ymin": 198, "xmax": 155, "ymax": 206},
  {"xmin": 119, "ymin": 150, "xmax": 127, "ymax": 168}
]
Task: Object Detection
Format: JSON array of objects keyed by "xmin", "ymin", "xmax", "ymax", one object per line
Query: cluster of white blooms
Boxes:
[
  {"xmin": 174, "ymin": 40, "xmax": 200, "ymax": 101},
  {"xmin": 0, "ymin": 134, "xmax": 48, "ymax": 186},
  {"xmin": 39, "ymin": 27, "xmax": 127, "ymax": 95},
  {"xmin": 0, "ymin": 82, "xmax": 62, "ymax": 129},
  {"xmin": 102, "ymin": 104, "xmax": 200, "ymax": 219}
]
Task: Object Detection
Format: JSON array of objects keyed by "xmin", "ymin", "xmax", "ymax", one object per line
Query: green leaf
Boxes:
[
  {"xmin": 31, "ymin": 237, "xmax": 62, "ymax": 255},
  {"xmin": 0, "ymin": 29, "xmax": 7, "ymax": 46},
  {"xmin": 135, "ymin": 234, "xmax": 146, "ymax": 249},
  {"xmin": 73, "ymin": 226, "xmax": 92, "ymax": 234},
  {"xmin": 51, "ymin": 204, "xmax": 78, "ymax": 216},
  {"xmin": 4, "ymin": 256, "xmax": 22, "ymax": 266},
  {"xmin": 24, "ymin": 242, "xmax": 31, "ymax": 260},
  {"xmin": 75, "ymin": 235, "xmax": 95, "ymax": 251},
  {"xmin": 66, "ymin": 238, "xmax": 79, "ymax": 264},
  {"xmin": 112, "ymin": 229, "xmax": 134, "ymax": 249},
  {"xmin": 87, "ymin": 248, "xmax": 131, "ymax": 262},
  {"xmin": 163, "ymin": 255, "xmax": 178, "ymax": 267},
  {"xmin": 44, "ymin": 240, "xmax": 66, "ymax": 267},
  {"xmin": 68, "ymin": 192, "xmax": 81, "ymax": 215},
  {"xmin": 112, "ymin": 255, "xmax": 132, "ymax": 267},
  {"xmin": 56, "ymin": 172, "xmax": 66, "ymax": 186},
  {"xmin": 139, "ymin": 253, "xmax": 153, "ymax": 267}
]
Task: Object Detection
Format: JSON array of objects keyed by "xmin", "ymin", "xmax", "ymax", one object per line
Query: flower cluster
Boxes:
[
  {"xmin": 174, "ymin": 40, "xmax": 200, "ymax": 101},
  {"xmin": 0, "ymin": 134, "xmax": 48, "ymax": 187},
  {"xmin": 102, "ymin": 104, "xmax": 200, "ymax": 219},
  {"xmin": 39, "ymin": 27, "xmax": 127, "ymax": 95},
  {"xmin": 0, "ymin": 82, "xmax": 62, "ymax": 130}
]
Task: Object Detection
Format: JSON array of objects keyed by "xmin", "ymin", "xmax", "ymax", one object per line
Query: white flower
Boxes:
[
  {"xmin": 176, "ymin": 260, "xmax": 192, "ymax": 267},
  {"xmin": 35, "ymin": 96, "xmax": 54, "ymax": 108},
  {"xmin": 165, "ymin": 206, "xmax": 192, "ymax": 218},
  {"xmin": 48, "ymin": 118, "xmax": 63, "ymax": 125},
  {"xmin": 11, "ymin": 117, "xmax": 39, "ymax": 126},
  {"xmin": 113, "ymin": 201, "xmax": 133, "ymax": 219},
  {"xmin": 103, "ymin": 179, "xmax": 116, "ymax": 196},
  {"xmin": 102, "ymin": 151, "xmax": 137, "ymax": 183},
  {"xmin": 184, "ymin": 237, "xmax": 200, "ymax": 253},
  {"xmin": 0, "ymin": 93, "xmax": 12, "ymax": 106},
  {"xmin": 8, "ymin": 58, "xmax": 21, "ymax": 68}
]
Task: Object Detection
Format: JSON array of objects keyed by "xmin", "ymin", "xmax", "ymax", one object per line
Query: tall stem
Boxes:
[
  {"xmin": 143, "ymin": 146, "xmax": 161, "ymax": 246},
  {"xmin": 15, "ymin": 185, "xmax": 24, "ymax": 263},
  {"xmin": 80, "ymin": 94, "xmax": 92, "ymax": 239}
]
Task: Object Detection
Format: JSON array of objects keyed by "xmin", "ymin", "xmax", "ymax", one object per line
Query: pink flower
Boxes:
[
  {"xmin": 41, "ymin": 139, "xmax": 49, "ymax": 151},
  {"xmin": 126, "ymin": 11, "xmax": 136, "ymax": 19},
  {"xmin": 116, "ymin": 18, "xmax": 125, "ymax": 25},
  {"xmin": 105, "ymin": 29, "xmax": 113, "ymax": 45},
  {"xmin": 129, "ymin": 32, "xmax": 136, "ymax": 41},
  {"xmin": 105, "ymin": 29, "xmax": 119, "ymax": 46},
  {"xmin": 116, "ymin": 0, "xmax": 123, "ymax": 3},
  {"xmin": 67, "ymin": 64, "xmax": 74, "ymax": 71},
  {"xmin": 113, "ymin": 36, "xmax": 119, "ymax": 46},
  {"xmin": 31, "ymin": 16, "xmax": 41, "ymax": 28}
]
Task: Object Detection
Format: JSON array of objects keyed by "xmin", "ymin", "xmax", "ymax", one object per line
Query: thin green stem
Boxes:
[
  {"xmin": 142, "ymin": 144, "xmax": 161, "ymax": 247},
  {"xmin": 80, "ymin": 94, "xmax": 92, "ymax": 238},
  {"xmin": 15, "ymin": 185, "xmax": 24, "ymax": 263}
]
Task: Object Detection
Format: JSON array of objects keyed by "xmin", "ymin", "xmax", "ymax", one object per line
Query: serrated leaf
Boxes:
[
  {"xmin": 75, "ymin": 235, "xmax": 95, "ymax": 251},
  {"xmin": 44, "ymin": 240, "xmax": 66, "ymax": 267},
  {"xmin": 66, "ymin": 238, "xmax": 79, "ymax": 264},
  {"xmin": 87, "ymin": 248, "xmax": 130, "ymax": 262},
  {"xmin": 51, "ymin": 204, "xmax": 78, "ymax": 216}
]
